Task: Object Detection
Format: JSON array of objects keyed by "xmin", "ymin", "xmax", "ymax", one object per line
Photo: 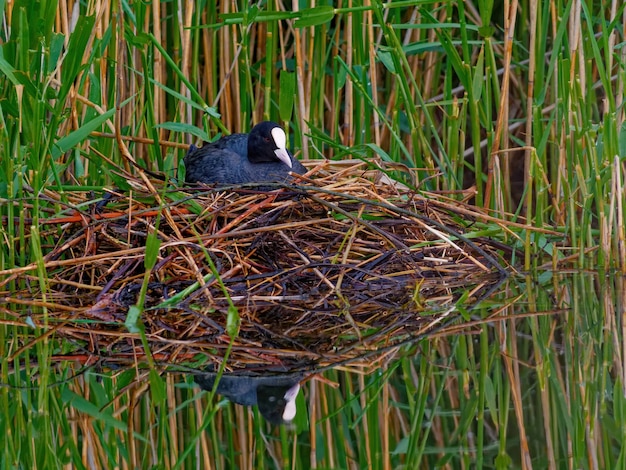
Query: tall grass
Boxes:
[{"xmin": 1, "ymin": 0, "xmax": 626, "ymax": 468}]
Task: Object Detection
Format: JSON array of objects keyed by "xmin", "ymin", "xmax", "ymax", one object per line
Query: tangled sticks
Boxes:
[{"xmin": 0, "ymin": 161, "xmax": 510, "ymax": 372}]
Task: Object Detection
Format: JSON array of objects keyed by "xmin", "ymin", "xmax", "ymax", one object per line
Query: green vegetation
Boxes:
[{"xmin": 1, "ymin": 0, "xmax": 625, "ymax": 468}]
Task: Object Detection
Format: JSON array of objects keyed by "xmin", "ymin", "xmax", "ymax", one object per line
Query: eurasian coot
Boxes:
[
  {"xmin": 184, "ymin": 121, "xmax": 307, "ymax": 185},
  {"xmin": 195, "ymin": 368, "xmax": 303, "ymax": 424}
]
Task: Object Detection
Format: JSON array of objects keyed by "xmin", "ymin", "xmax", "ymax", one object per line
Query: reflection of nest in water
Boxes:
[{"xmin": 1, "ymin": 161, "xmax": 510, "ymax": 372}]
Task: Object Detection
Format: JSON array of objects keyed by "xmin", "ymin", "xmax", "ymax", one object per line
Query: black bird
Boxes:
[
  {"xmin": 184, "ymin": 121, "xmax": 307, "ymax": 185},
  {"xmin": 195, "ymin": 369, "xmax": 304, "ymax": 424}
]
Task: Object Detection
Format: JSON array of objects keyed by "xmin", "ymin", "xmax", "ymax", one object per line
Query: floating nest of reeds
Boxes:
[{"xmin": 1, "ymin": 161, "xmax": 511, "ymax": 374}]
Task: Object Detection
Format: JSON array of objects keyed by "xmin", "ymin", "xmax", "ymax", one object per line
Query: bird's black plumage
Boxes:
[
  {"xmin": 194, "ymin": 369, "xmax": 304, "ymax": 424},
  {"xmin": 183, "ymin": 121, "xmax": 306, "ymax": 185}
]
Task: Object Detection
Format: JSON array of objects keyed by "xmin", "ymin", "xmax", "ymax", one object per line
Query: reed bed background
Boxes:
[{"xmin": 1, "ymin": 0, "xmax": 625, "ymax": 468}]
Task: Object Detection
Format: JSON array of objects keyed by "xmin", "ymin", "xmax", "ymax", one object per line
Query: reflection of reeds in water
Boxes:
[{"xmin": 0, "ymin": 161, "xmax": 510, "ymax": 373}]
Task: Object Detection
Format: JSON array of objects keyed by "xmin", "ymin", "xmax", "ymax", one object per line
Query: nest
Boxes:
[{"xmin": 0, "ymin": 161, "xmax": 510, "ymax": 374}]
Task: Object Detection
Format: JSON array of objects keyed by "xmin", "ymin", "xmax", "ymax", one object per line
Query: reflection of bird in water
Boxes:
[
  {"xmin": 184, "ymin": 121, "xmax": 306, "ymax": 185},
  {"xmin": 195, "ymin": 369, "xmax": 303, "ymax": 425}
]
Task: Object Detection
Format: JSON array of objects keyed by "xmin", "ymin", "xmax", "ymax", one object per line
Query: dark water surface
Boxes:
[
  {"xmin": 215, "ymin": 270, "xmax": 625, "ymax": 468},
  {"xmin": 1, "ymin": 271, "xmax": 624, "ymax": 468}
]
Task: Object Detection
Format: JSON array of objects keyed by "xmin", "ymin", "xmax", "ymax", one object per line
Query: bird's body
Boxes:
[
  {"xmin": 195, "ymin": 369, "xmax": 303, "ymax": 424},
  {"xmin": 183, "ymin": 121, "xmax": 306, "ymax": 185}
]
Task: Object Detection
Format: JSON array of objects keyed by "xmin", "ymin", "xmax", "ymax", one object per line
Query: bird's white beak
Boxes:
[
  {"xmin": 274, "ymin": 148, "xmax": 293, "ymax": 168},
  {"xmin": 282, "ymin": 383, "xmax": 300, "ymax": 421},
  {"xmin": 271, "ymin": 127, "xmax": 292, "ymax": 168}
]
